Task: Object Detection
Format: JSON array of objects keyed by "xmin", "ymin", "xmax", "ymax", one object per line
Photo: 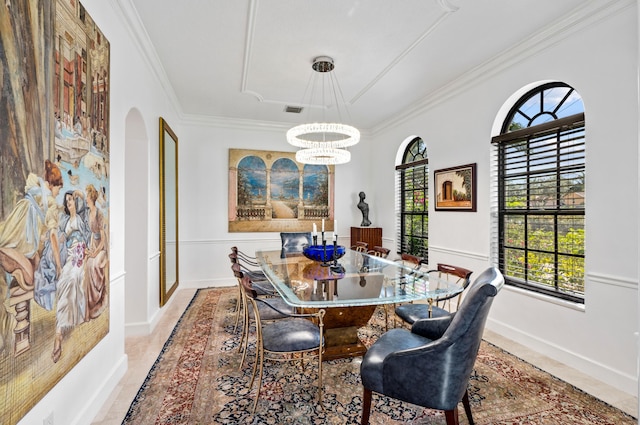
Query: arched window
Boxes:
[
  {"xmin": 396, "ymin": 137, "xmax": 428, "ymax": 259},
  {"xmin": 492, "ymin": 82, "xmax": 585, "ymax": 302}
]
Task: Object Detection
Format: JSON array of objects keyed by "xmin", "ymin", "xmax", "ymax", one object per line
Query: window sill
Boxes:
[{"xmin": 503, "ymin": 284, "xmax": 586, "ymax": 312}]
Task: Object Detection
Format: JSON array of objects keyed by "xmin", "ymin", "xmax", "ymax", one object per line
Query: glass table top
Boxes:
[{"xmin": 255, "ymin": 248, "xmax": 464, "ymax": 308}]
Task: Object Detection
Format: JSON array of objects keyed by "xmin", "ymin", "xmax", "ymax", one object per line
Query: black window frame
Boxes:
[
  {"xmin": 396, "ymin": 137, "xmax": 429, "ymax": 260},
  {"xmin": 493, "ymin": 83, "xmax": 585, "ymax": 304}
]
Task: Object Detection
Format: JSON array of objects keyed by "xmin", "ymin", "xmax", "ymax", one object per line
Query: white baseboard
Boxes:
[
  {"xmin": 486, "ymin": 318, "xmax": 637, "ymax": 396},
  {"xmin": 74, "ymin": 353, "xmax": 128, "ymax": 425}
]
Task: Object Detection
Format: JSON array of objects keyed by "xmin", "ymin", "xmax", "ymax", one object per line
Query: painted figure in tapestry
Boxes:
[
  {"xmin": 0, "ymin": 1, "xmax": 111, "ymax": 423},
  {"xmin": 0, "ymin": 160, "xmax": 64, "ymax": 353}
]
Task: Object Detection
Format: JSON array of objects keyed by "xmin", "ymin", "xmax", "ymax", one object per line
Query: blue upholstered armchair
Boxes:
[
  {"xmin": 359, "ymin": 267, "xmax": 504, "ymax": 425},
  {"xmin": 280, "ymin": 231, "xmax": 312, "ymax": 257}
]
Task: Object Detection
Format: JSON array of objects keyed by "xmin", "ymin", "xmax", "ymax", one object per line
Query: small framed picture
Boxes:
[{"xmin": 434, "ymin": 163, "xmax": 477, "ymax": 212}]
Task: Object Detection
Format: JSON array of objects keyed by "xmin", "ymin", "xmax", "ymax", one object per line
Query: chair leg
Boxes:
[
  {"xmin": 238, "ymin": 300, "xmax": 248, "ymax": 353},
  {"xmin": 251, "ymin": 345, "xmax": 264, "ymax": 414},
  {"xmin": 238, "ymin": 304, "xmax": 248, "ymax": 369},
  {"xmin": 444, "ymin": 406, "xmax": 460, "ymax": 425},
  {"xmin": 233, "ymin": 284, "xmax": 243, "ymax": 333},
  {"xmin": 317, "ymin": 347, "xmax": 323, "ymax": 405},
  {"xmin": 249, "ymin": 341, "xmax": 259, "ymax": 388},
  {"xmin": 462, "ymin": 389, "xmax": 474, "ymax": 425},
  {"xmin": 361, "ymin": 388, "xmax": 372, "ymax": 425}
]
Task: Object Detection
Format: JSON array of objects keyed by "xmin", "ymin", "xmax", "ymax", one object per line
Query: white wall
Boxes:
[
  {"xmin": 176, "ymin": 1, "xmax": 639, "ymax": 398},
  {"xmin": 148, "ymin": 0, "xmax": 639, "ymax": 415},
  {"xmin": 177, "ymin": 120, "xmax": 376, "ymax": 289},
  {"xmin": 18, "ymin": 1, "xmax": 638, "ymax": 424},
  {"xmin": 369, "ymin": 3, "xmax": 639, "ymax": 395}
]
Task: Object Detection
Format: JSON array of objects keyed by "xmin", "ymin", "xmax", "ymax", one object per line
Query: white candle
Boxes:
[
  {"xmin": 312, "ymin": 223, "xmax": 317, "ymax": 236},
  {"xmin": 334, "ymin": 233, "xmax": 337, "ymax": 242},
  {"xmin": 334, "ymin": 219, "xmax": 338, "ymax": 233},
  {"xmin": 322, "ymin": 219, "xmax": 325, "ymax": 232}
]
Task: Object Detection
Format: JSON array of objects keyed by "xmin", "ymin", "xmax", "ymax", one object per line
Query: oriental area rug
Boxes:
[{"xmin": 122, "ymin": 288, "xmax": 635, "ymax": 425}]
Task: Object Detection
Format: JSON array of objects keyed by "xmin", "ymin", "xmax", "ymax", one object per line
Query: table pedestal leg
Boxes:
[{"xmin": 319, "ymin": 305, "xmax": 377, "ymax": 360}]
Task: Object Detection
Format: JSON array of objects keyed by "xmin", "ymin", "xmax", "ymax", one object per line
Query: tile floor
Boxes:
[{"xmin": 91, "ymin": 287, "xmax": 638, "ymax": 424}]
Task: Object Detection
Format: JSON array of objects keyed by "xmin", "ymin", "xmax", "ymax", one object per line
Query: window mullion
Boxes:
[{"xmin": 496, "ymin": 83, "xmax": 584, "ymax": 303}]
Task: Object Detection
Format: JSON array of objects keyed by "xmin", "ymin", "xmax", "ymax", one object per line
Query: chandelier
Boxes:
[{"xmin": 287, "ymin": 56, "xmax": 360, "ymax": 165}]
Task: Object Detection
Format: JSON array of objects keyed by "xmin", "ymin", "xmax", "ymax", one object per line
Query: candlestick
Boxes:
[
  {"xmin": 330, "ymin": 238, "xmax": 344, "ymax": 273},
  {"xmin": 321, "ymin": 239, "xmax": 329, "ymax": 267}
]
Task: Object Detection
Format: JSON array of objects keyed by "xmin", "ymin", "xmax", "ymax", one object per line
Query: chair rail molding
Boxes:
[{"xmin": 429, "ymin": 245, "xmax": 488, "ymax": 262}]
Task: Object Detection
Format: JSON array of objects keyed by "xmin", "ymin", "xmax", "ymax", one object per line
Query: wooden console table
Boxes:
[{"xmin": 350, "ymin": 226, "xmax": 382, "ymax": 249}]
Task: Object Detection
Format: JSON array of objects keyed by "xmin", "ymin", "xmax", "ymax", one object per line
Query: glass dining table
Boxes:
[{"xmin": 255, "ymin": 247, "xmax": 464, "ymax": 360}]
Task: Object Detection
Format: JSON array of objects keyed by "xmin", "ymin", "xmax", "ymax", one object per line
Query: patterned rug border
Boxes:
[
  {"xmin": 121, "ymin": 289, "xmax": 202, "ymax": 422},
  {"xmin": 122, "ymin": 287, "xmax": 637, "ymax": 424},
  {"xmin": 480, "ymin": 340, "xmax": 637, "ymax": 420}
]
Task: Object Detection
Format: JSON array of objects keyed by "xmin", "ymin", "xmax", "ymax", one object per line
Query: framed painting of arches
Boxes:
[{"xmin": 228, "ymin": 149, "xmax": 335, "ymax": 233}]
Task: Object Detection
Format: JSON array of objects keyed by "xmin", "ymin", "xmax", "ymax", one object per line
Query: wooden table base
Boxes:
[{"xmin": 320, "ymin": 305, "xmax": 377, "ymax": 360}]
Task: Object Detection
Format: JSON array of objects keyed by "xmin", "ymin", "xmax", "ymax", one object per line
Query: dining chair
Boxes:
[
  {"xmin": 231, "ymin": 245, "xmax": 259, "ymax": 263},
  {"xmin": 228, "ymin": 252, "xmax": 276, "ymax": 293},
  {"xmin": 240, "ymin": 274, "xmax": 325, "ymax": 413},
  {"xmin": 395, "ymin": 253, "xmax": 425, "ymax": 269},
  {"xmin": 380, "ymin": 253, "xmax": 427, "ymax": 329},
  {"xmin": 231, "ymin": 264, "xmax": 293, "ymax": 370},
  {"xmin": 367, "ymin": 246, "xmax": 390, "ymax": 258},
  {"xmin": 230, "ymin": 247, "xmax": 268, "ymax": 280},
  {"xmin": 395, "ymin": 263, "xmax": 473, "ymax": 325},
  {"xmin": 360, "ymin": 267, "xmax": 504, "ymax": 425},
  {"xmin": 229, "ymin": 253, "xmax": 277, "ymax": 332},
  {"xmin": 280, "ymin": 231, "xmax": 312, "ymax": 257},
  {"xmin": 351, "ymin": 241, "xmax": 369, "ymax": 252}
]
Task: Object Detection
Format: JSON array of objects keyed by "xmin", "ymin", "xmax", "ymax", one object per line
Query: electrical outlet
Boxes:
[{"xmin": 43, "ymin": 412, "xmax": 54, "ymax": 425}]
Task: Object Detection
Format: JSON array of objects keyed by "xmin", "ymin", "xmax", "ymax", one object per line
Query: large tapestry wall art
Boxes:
[
  {"xmin": 0, "ymin": 1, "xmax": 110, "ymax": 423},
  {"xmin": 229, "ymin": 149, "xmax": 335, "ymax": 233}
]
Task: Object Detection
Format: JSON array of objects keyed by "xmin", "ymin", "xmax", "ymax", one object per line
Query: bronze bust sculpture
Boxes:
[{"xmin": 358, "ymin": 191, "xmax": 371, "ymax": 227}]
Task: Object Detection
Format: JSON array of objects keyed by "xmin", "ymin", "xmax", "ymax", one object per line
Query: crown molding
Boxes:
[
  {"xmin": 179, "ymin": 113, "xmax": 375, "ymax": 144},
  {"xmin": 370, "ymin": 0, "xmax": 634, "ymax": 136},
  {"xmin": 115, "ymin": 0, "xmax": 632, "ymax": 137},
  {"xmin": 115, "ymin": 0, "xmax": 182, "ymax": 118},
  {"xmin": 180, "ymin": 113, "xmax": 290, "ymax": 131}
]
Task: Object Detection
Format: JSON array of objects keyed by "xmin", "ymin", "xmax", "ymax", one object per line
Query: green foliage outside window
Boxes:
[
  {"xmin": 398, "ymin": 138, "xmax": 429, "ymax": 259},
  {"xmin": 498, "ymin": 82, "xmax": 585, "ymax": 302}
]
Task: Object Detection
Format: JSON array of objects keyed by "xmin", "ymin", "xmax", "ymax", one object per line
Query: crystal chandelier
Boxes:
[
  {"xmin": 287, "ymin": 56, "xmax": 360, "ymax": 164},
  {"xmin": 295, "ymin": 146, "xmax": 351, "ymax": 165}
]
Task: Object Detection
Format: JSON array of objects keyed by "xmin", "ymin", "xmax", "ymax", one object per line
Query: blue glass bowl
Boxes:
[{"xmin": 302, "ymin": 244, "xmax": 346, "ymax": 262}]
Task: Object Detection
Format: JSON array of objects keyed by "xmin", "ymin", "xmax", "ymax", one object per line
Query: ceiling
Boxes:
[{"xmin": 129, "ymin": 0, "xmax": 590, "ymax": 132}]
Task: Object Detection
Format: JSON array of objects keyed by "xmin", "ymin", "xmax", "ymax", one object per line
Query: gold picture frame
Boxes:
[{"xmin": 159, "ymin": 117, "xmax": 179, "ymax": 306}]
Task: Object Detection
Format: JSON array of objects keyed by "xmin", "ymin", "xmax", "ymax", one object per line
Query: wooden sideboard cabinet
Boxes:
[{"xmin": 350, "ymin": 226, "xmax": 382, "ymax": 249}]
